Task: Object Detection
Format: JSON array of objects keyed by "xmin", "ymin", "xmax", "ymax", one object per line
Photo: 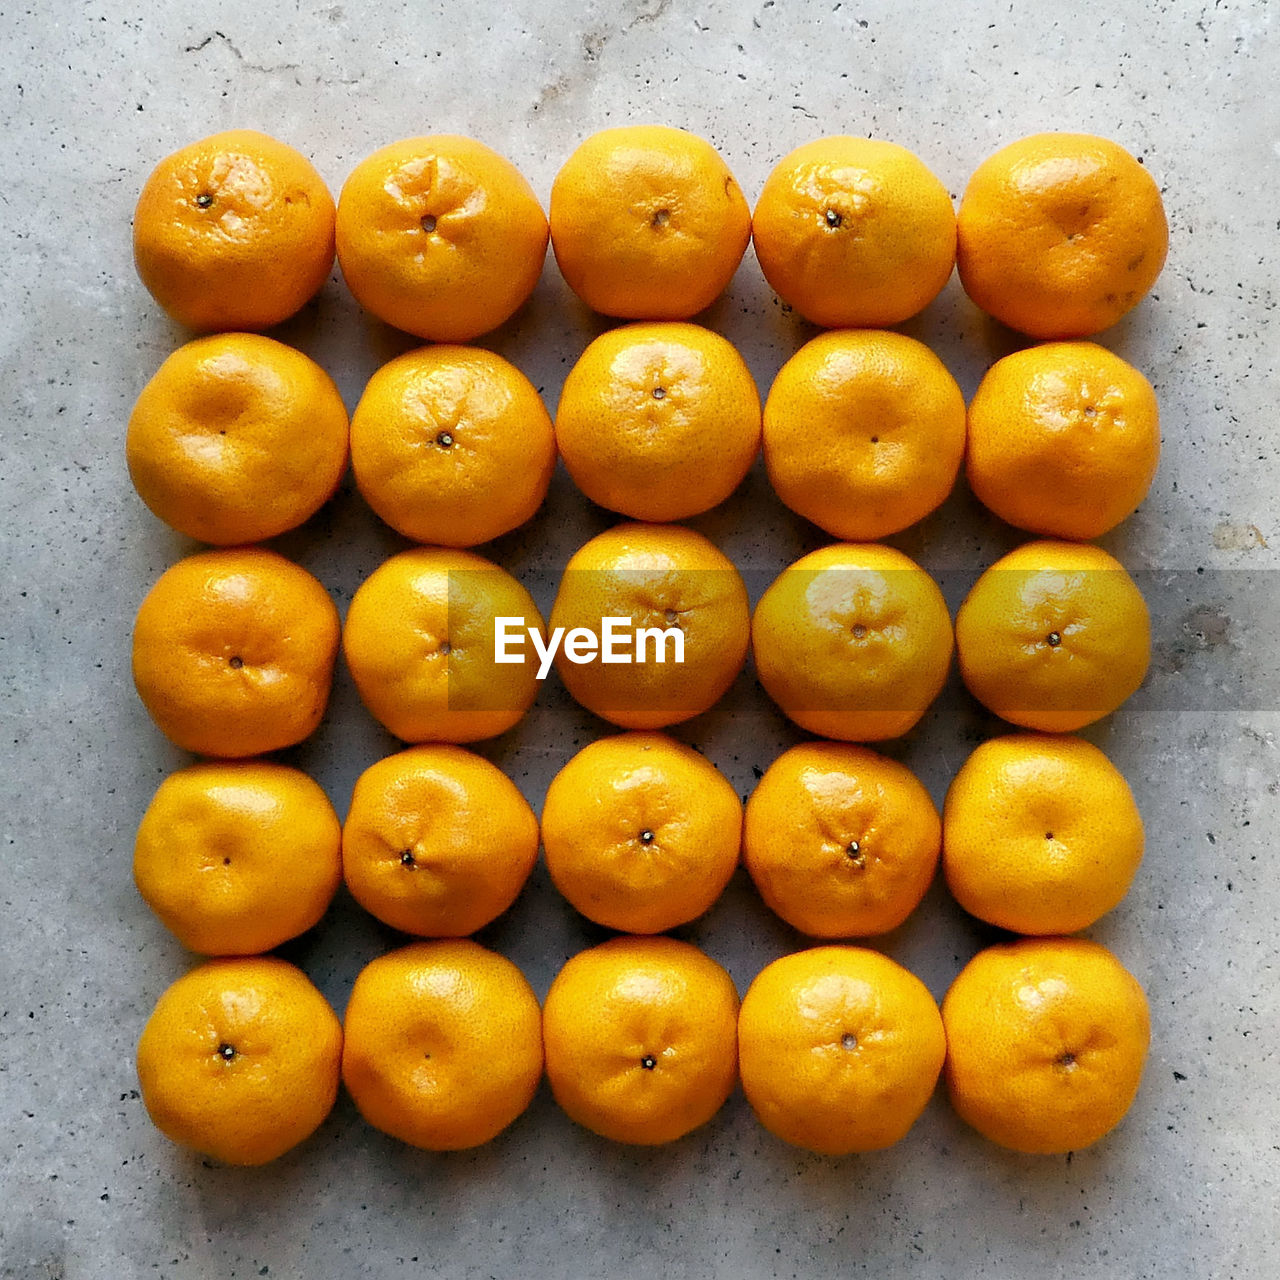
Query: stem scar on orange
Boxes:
[
  {"xmin": 336, "ymin": 135, "xmax": 548, "ymax": 342},
  {"xmin": 131, "ymin": 548, "xmax": 340, "ymax": 759},
  {"xmin": 752, "ymin": 543, "xmax": 954, "ymax": 742},
  {"xmin": 342, "ymin": 547, "xmax": 544, "ymax": 744},
  {"xmin": 550, "ymin": 125, "xmax": 751, "ymax": 320},
  {"xmin": 955, "ymin": 540, "xmax": 1150, "ymax": 732},
  {"xmin": 136, "ymin": 956, "xmax": 342, "ymax": 1166},
  {"xmin": 341, "ymin": 940, "xmax": 543, "ymax": 1151},
  {"xmin": 942, "ymin": 936, "xmax": 1151, "ymax": 1154},
  {"xmin": 957, "ymin": 132, "xmax": 1168, "ymax": 338},
  {"xmin": 542, "ymin": 936, "xmax": 739, "ymax": 1146},
  {"xmin": 133, "ymin": 129, "xmax": 336, "ymax": 332}
]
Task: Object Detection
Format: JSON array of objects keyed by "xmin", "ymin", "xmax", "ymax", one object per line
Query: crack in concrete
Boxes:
[
  {"xmin": 628, "ymin": 0, "xmax": 673, "ymax": 28},
  {"xmin": 182, "ymin": 30, "xmax": 301, "ymax": 76}
]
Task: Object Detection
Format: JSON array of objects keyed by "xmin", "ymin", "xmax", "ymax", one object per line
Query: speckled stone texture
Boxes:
[{"xmin": 2, "ymin": 1, "xmax": 1276, "ymax": 1276}]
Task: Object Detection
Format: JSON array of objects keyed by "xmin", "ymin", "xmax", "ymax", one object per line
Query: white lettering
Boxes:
[
  {"xmin": 529, "ymin": 626, "xmax": 564, "ymax": 681},
  {"xmin": 493, "ymin": 617, "xmax": 526, "ymax": 663},
  {"xmin": 600, "ymin": 616, "xmax": 632, "ymax": 664},
  {"xmin": 563, "ymin": 627, "xmax": 599, "ymax": 663},
  {"xmin": 635, "ymin": 626, "xmax": 685, "ymax": 664},
  {"xmin": 494, "ymin": 619, "xmax": 687, "ymax": 678}
]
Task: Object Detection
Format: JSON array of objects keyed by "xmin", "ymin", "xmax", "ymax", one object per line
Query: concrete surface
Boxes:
[{"xmin": 2, "ymin": 0, "xmax": 1277, "ymax": 1276}]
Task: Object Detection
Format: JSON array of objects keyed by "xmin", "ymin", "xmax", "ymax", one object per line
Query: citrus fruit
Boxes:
[
  {"xmin": 942, "ymin": 936, "xmax": 1150, "ymax": 1153},
  {"xmin": 134, "ymin": 761, "xmax": 341, "ymax": 955},
  {"xmin": 554, "ymin": 322, "xmax": 761, "ymax": 521},
  {"xmin": 957, "ymin": 133, "xmax": 1168, "ymax": 338},
  {"xmin": 763, "ymin": 330, "xmax": 966, "ymax": 540},
  {"xmin": 743, "ymin": 743, "xmax": 940, "ymax": 938},
  {"xmin": 136, "ymin": 956, "xmax": 342, "ymax": 1165},
  {"xmin": 752, "ymin": 543, "xmax": 953, "ymax": 742},
  {"xmin": 943, "ymin": 733, "xmax": 1143, "ymax": 934},
  {"xmin": 341, "ymin": 940, "xmax": 542, "ymax": 1150},
  {"xmin": 541, "ymin": 732, "xmax": 741, "ymax": 933},
  {"xmin": 966, "ymin": 341, "xmax": 1160, "ymax": 540},
  {"xmin": 752, "ymin": 136, "xmax": 956, "ymax": 327},
  {"xmin": 132, "ymin": 548, "xmax": 339, "ymax": 758},
  {"xmin": 549, "ymin": 523, "xmax": 749, "ymax": 729},
  {"xmin": 133, "ymin": 129, "xmax": 335, "ymax": 332},
  {"xmin": 737, "ymin": 946, "xmax": 945, "ymax": 1154},
  {"xmin": 342, "ymin": 745, "xmax": 538, "ymax": 936},
  {"xmin": 549, "ymin": 125, "xmax": 751, "ymax": 319},
  {"xmin": 126, "ymin": 333, "xmax": 349, "ymax": 546},
  {"xmin": 954, "ymin": 540, "xmax": 1150, "ymax": 732},
  {"xmin": 542, "ymin": 936, "xmax": 739, "ymax": 1145},
  {"xmin": 342, "ymin": 547, "xmax": 544, "ymax": 744},
  {"xmin": 336, "ymin": 135, "xmax": 547, "ymax": 342},
  {"xmin": 350, "ymin": 345, "xmax": 554, "ymax": 547}
]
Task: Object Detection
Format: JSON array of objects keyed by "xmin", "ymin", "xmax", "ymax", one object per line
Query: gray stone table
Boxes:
[{"xmin": 2, "ymin": 0, "xmax": 1277, "ymax": 1276}]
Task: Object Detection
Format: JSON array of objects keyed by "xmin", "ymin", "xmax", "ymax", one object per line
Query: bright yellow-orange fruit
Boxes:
[
  {"xmin": 943, "ymin": 734, "xmax": 1143, "ymax": 935},
  {"xmin": 744, "ymin": 743, "xmax": 940, "ymax": 938},
  {"xmin": 549, "ymin": 523, "xmax": 750, "ymax": 729},
  {"xmin": 554, "ymin": 323, "xmax": 761, "ymax": 522},
  {"xmin": 966, "ymin": 342, "xmax": 1160, "ymax": 540},
  {"xmin": 738, "ymin": 946, "xmax": 945, "ymax": 1154},
  {"xmin": 752, "ymin": 136, "xmax": 956, "ymax": 328},
  {"xmin": 133, "ymin": 130, "xmax": 335, "ymax": 332},
  {"xmin": 541, "ymin": 732, "xmax": 741, "ymax": 933},
  {"xmin": 942, "ymin": 936, "xmax": 1150, "ymax": 1153},
  {"xmin": 136, "ymin": 957, "xmax": 342, "ymax": 1165},
  {"xmin": 550, "ymin": 125, "xmax": 751, "ymax": 319},
  {"xmin": 342, "ymin": 548, "xmax": 544, "ymax": 744},
  {"xmin": 957, "ymin": 133, "xmax": 1168, "ymax": 338},
  {"xmin": 341, "ymin": 940, "xmax": 542, "ymax": 1150},
  {"xmin": 132, "ymin": 548, "xmax": 340, "ymax": 758},
  {"xmin": 336, "ymin": 136, "xmax": 548, "ymax": 341},
  {"xmin": 134, "ymin": 761, "xmax": 341, "ymax": 955},
  {"xmin": 763, "ymin": 330, "xmax": 966, "ymax": 540},
  {"xmin": 342, "ymin": 745, "xmax": 539, "ymax": 937},
  {"xmin": 955, "ymin": 540, "xmax": 1150, "ymax": 732},
  {"xmin": 350, "ymin": 345, "xmax": 555, "ymax": 547},
  {"xmin": 127, "ymin": 333, "xmax": 349, "ymax": 545},
  {"xmin": 542, "ymin": 936, "xmax": 739, "ymax": 1145},
  {"xmin": 752, "ymin": 543, "xmax": 953, "ymax": 742}
]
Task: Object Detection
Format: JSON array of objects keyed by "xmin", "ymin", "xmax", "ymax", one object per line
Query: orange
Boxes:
[
  {"xmin": 955, "ymin": 540, "xmax": 1150, "ymax": 732},
  {"xmin": 540, "ymin": 732, "xmax": 741, "ymax": 933},
  {"xmin": 942, "ymin": 936, "xmax": 1150, "ymax": 1153},
  {"xmin": 341, "ymin": 940, "xmax": 542, "ymax": 1150},
  {"xmin": 943, "ymin": 733, "xmax": 1143, "ymax": 935},
  {"xmin": 132, "ymin": 548, "xmax": 339, "ymax": 758},
  {"xmin": 752, "ymin": 543, "xmax": 953, "ymax": 742},
  {"xmin": 957, "ymin": 133, "xmax": 1169, "ymax": 338},
  {"xmin": 542, "ymin": 936, "xmax": 739, "ymax": 1145},
  {"xmin": 126, "ymin": 333, "xmax": 349, "ymax": 546},
  {"xmin": 966, "ymin": 341, "xmax": 1160, "ymax": 540},
  {"xmin": 763, "ymin": 330, "xmax": 966, "ymax": 541},
  {"xmin": 554, "ymin": 322, "xmax": 761, "ymax": 521},
  {"xmin": 336, "ymin": 136, "xmax": 547, "ymax": 342},
  {"xmin": 342, "ymin": 745, "xmax": 538, "ymax": 937},
  {"xmin": 752, "ymin": 136, "xmax": 956, "ymax": 328},
  {"xmin": 133, "ymin": 129, "xmax": 335, "ymax": 332},
  {"xmin": 350, "ymin": 345, "xmax": 554, "ymax": 547},
  {"xmin": 134, "ymin": 761, "xmax": 341, "ymax": 955},
  {"xmin": 342, "ymin": 547, "xmax": 544, "ymax": 744},
  {"xmin": 136, "ymin": 956, "xmax": 341, "ymax": 1165},
  {"xmin": 743, "ymin": 743, "xmax": 940, "ymax": 938},
  {"xmin": 549, "ymin": 125, "xmax": 751, "ymax": 319},
  {"xmin": 549, "ymin": 523, "xmax": 750, "ymax": 729},
  {"xmin": 737, "ymin": 946, "xmax": 945, "ymax": 1154}
]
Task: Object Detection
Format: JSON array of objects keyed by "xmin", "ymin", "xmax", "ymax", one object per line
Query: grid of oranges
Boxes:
[{"xmin": 127, "ymin": 125, "xmax": 1165, "ymax": 1165}]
